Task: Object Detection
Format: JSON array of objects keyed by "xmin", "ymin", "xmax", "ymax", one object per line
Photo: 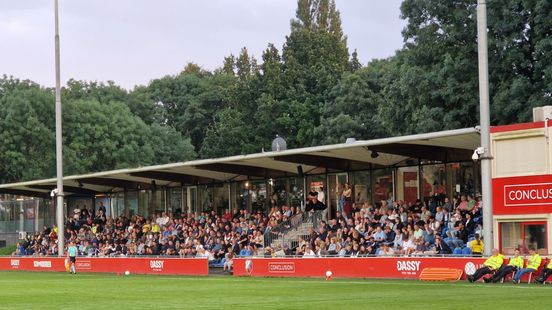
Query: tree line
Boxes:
[{"xmin": 0, "ymin": 0, "xmax": 550, "ymax": 183}]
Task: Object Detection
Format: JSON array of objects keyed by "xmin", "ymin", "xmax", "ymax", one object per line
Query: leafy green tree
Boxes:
[
  {"xmin": 149, "ymin": 123, "xmax": 196, "ymax": 164},
  {"xmin": 315, "ymin": 60, "xmax": 390, "ymax": 144},
  {"xmin": 280, "ymin": 0, "xmax": 350, "ymax": 146},
  {"xmin": 200, "ymin": 108, "xmax": 256, "ymax": 158},
  {"xmin": 62, "ymin": 99, "xmax": 154, "ymax": 174},
  {"xmin": 0, "ymin": 77, "xmax": 55, "ymax": 182}
]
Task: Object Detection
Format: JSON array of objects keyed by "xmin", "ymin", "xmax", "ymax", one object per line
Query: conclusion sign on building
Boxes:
[
  {"xmin": 504, "ymin": 183, "xmax": 552, "ymax": 206},
  {"xmin": 493, "ymin": 175, "xmax": 552, "ymax": 215}
]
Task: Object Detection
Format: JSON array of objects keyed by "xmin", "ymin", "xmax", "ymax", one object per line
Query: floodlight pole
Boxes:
[
  {"xmin": 476, "ymin": 0, "xmax": 493, "ymax": 256},
  {"xmin": 54, "ymin": 0, "xmax": 65, "ymax": 256}
]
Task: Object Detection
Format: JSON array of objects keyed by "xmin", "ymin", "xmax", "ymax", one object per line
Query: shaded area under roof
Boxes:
[{"xmin": 0, "ymin": 127, "xmax": 481, "ymax": 197}]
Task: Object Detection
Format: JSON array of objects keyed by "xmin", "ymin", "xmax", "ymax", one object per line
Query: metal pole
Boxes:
[
  {"xmin": 476, "ymin": 0, "xmax": 493, "ymax": 256},
  {"xmin": 54, "ymin": 0, "xmax": 65, "ymax": 256}
]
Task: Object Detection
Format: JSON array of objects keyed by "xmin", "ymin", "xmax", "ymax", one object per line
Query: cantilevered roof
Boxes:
[{"xmin": 0, "ymin": 127, "xmax": 480, "ymax": 198}]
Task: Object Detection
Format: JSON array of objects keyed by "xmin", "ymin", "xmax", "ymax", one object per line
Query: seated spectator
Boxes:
[
  {"xmin": 487, "ymin": 249, "xmax": 524, "ymax": 283},
  {"xmin": 468, "ymin": 249, "xmax": 504, "ymax": 282},
  {"xmin": 468, "ymin": 234, "xmax": 483, "ymax": 256},
  {"xmin": 428, "ymin": 235, "xmax": 451, "ymax": 255},
  {"xmin": 401, "ymin": 236, "xmax": 416, "ymax": 256},
  {"xmin": 303, "ymin": 244, "xmax": 316, "ymax": 258},
  {"xmin": 378, "ymin": 243, "xmax": 395, "ymax": 256},
  {"xmin": 513, "ymin": 248, "xmax": 541, "ymax": 284},
  {"xmin": 535, "ymin": 259, "xmax": 552, "ymax": 284}
]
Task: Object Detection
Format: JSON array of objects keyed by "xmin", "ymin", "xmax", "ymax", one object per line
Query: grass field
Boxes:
[{"xmin": 0, "ymin": 271, "xmax": 551, "ymax": 309}]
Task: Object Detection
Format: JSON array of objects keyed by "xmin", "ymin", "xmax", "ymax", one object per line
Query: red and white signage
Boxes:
[
  {"xmin": 233, "ymin": 257, "xmax": 487, "ymax": 279},
  {"xmin": 268, "ymin": 262, "xmax": 295, "ymax": 273},
  {"xmin": 493, "ymin": 175, "xmax": 552, "ymax": 215},
  {"xmin": 504, "ymin": 183, "xmax": 552, "ymax": 206},
  {"xmin": 0, "ymin": 257, "xmax": 208, "ymax": 276}
]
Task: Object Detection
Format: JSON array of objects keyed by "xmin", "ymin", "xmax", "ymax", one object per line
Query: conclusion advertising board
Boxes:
[
  {"xmin": 234, "ymin": 257, "xmax": 487, "ymax": 280},
  {"xmin": 493, "ymin": 174, "xmax": 552, "ymax": 215}
]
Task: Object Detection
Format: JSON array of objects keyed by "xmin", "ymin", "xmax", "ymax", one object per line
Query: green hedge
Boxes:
[{"xmin": 0, "ymin": 245, "xmax": 16, "ymax": 256}]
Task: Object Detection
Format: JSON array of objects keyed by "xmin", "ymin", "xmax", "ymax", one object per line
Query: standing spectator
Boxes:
[
  {"xmin": 342, "ymin": 183, "xmax": 352, "ymax": 216},
  {"xmin": 317, "ymin": 187, "xmax": 325, "ymax": 204}
]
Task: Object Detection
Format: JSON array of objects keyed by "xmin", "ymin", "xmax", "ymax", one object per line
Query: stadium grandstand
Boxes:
[{"xmin": 1, "ymin": 127, "xmax": 484, "ymax": 266}]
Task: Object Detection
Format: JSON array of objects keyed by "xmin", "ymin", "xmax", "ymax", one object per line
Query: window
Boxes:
[
  {"xmin": 500, "ymin": 221, "xmax": 548, "ymax": 255},
  {"xmin": 288, "ymin": 177, "xmax": 304, "ymax": 209},
  {"xmin": 396, "ymin": 167, "xmax": 418, "ymax": 204},
  {"xmin": 352, "ymin": 171, "xmax": 371, "ymax": 204},
  {"xmin": 422, "ymin": 164, "xmax": 446, "ymax": 204},
  {"xmin": 269, "ymin": 178, "xmax": 288, "ymax": 208},
  {"xmin": 168, "ymin": 187, "xmax": 182, "ymax": 214},
  {"xmin": 372, "ymin": 168, "xmax": 393, "ymax": 205}
]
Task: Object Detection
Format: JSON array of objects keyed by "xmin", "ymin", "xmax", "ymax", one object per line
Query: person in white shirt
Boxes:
[
  {"xmin": 303, "ymin": 244, "xmax": 316, "ymax": 258},
  {"xmin": 317, "ymin": 187, "xmax": 325, "ymax": 204}
]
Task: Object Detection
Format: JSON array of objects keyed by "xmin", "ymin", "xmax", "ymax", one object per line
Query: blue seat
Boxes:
[
  {"xmin": 453, "ymin": 247, "xmax": 463, "ymax": 256},
  {"xmin": 462, "ymin": 247, "xmax": 472, "ymax": 256}
]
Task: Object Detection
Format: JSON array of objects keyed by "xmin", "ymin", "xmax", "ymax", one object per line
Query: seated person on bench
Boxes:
[
  {"xmin": 486, "ymin": 249, "xmax": 523, "ymax": 283},
  {"xmin": 513, "ymin": 247, "xmax": 541, "ymax": 284},
  {"xmin": 467, "ymin": 248, "xmax": 503, "ymax": 282},
  {"xmin": 535, "ymin": 259, "xmax": 552, "ymax": 284}
]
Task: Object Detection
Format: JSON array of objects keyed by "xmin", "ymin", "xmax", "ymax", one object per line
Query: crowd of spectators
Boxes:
[
  {"xmin": 265, "ymin": 193, "xmax": 484, "ymax": 258},
  {"xmin": 14, "ymin": 193, "xmax": 484, "ymax": 267}
]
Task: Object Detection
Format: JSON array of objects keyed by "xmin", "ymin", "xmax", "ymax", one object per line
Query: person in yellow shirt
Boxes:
[
  {"xmin": 513, "ymin": 247, "xmax": 541, "ymax": 284},
  {"xmin": 535, "ymin": 259, "xmax": 552, "ymax": 284},
  {"xmin": 469, "ymin": 234, "xmax": 484, "ymax": 256},
  {"xmin": 151, "ymin": 222, "xmax": 161, "ymax": 234},
  {"xmin": 468, "ymin": 248, "xmax": 504, "ymax": 282},
  {"xmin": 487, "ymin": 249, "xmax": 524, "ymax": 283}
]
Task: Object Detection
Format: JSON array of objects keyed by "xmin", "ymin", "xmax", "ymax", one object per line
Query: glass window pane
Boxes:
[
  {"xmin": 353, "ymin": 171, "xmax": 371, "ymax": 204},
  {"xmin": 421, "ymin": 164, "xmax": 446, "ymax": 204},
  {"xmin": 500, "ymin": 222, "xmax": 522, "ymax": 255},
  {"xmin": 269, "ymin": 179, "xmax": 287, "ymax": 208},
  {"xmin": 396, "ymin": 167, "xmax": 418, "ymax": 204},
  {"xmin": 126, "ymin": 191, "xmax": 138, "ymax": 217},
  {"xmin": 289, "ymin": 178, "xmax": 304, "ymax": 209},
  {"xmin": 138, "ymin": 190, "xmax": 149, "ymax": 218},
  {"xmin": 213, "ymin": 184, "xmax": 229, "ymax": 215},
  {"xmin": 372, "ymin": 168, "xmax": 393, "ymax": 205},
  {"xmin": 169, "ymin": 187, "xmax": 182, "ymax": 214},
  {"xmin": 251, "ymin": 180, "xmax": 267, "ymax": 214},
  {"xmin": 524, "ymin": 224, "xmax": 547, "ymax": 255}
]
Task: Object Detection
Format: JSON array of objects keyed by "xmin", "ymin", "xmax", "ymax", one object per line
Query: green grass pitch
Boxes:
[{"xmin": 0, "ymin": 271, "xmax": 551, "ymax": 309}]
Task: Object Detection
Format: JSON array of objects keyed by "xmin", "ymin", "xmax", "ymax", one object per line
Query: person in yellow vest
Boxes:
[
  {"xmin": 513, "ymin": 247, "xmax": 541, "ymax": 284},
  {"xmin": 468, "ymin": 248, "xmax": 504, "ymax": 282},
  {"xmin": 487, "ymin": 249, "xmax": 524, "ymax": 283},
  {"xmin": 535, "ymin": 258, "xmax": 552, "ymax": 284}
]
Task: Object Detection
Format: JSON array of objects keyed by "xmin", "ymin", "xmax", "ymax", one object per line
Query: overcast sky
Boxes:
[{"xmin": 0, "ymin": 1, "xmax": 406, "ymax": 90}]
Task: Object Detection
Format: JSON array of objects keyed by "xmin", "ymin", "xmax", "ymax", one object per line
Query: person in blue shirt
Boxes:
[
  {"xmin": 239, "ymin": 245, "xmax": 253, "ymax": 257},
  {"xmin": 67, "ymin": 241, "xmax": 78, "ymax": 274}
]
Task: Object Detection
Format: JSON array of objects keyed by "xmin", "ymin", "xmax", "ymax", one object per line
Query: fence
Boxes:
[{"xmin": 263, "ymin": 210, "xmax": 324, "ymax": 250}]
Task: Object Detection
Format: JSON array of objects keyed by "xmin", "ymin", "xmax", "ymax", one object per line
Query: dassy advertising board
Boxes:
[
  {"xmin": 233, "ymin": 257, "xmax": 486, "ymax": 279},
  {"xmin": 0, "ymin": 257, "xmax": 208, "ymax": 275},
  {"xmin": 493, "ymin": 174, "xmax": 552, "ymax": 215}
]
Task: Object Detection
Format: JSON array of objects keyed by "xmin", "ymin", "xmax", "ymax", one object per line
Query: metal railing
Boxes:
[{"xmin": 263, "ymin": 210, "xmax": 324, "ymax": 250}]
